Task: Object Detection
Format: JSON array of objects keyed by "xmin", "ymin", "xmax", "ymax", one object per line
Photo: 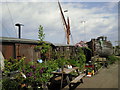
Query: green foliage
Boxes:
[
  {"xmin": 87, "ymin": 67, "xmax": 93, "ymax": 72},
  {"xmin": 2, "ymin": 78, "xmax": 19, "ymax": 90},
  {"xmin": 38, "ymin": 25, "xmax": 45, "ymax": 41},
  {"xmin": 46, "ymin": 60, "xmax": 59, "ymax": 71},
  {"xmin": 76, "ymin": 47, "xmax": 84, "ymax": 54},
  {"xmin": 2, "ymin": 45, "xmax": 88, "ymax": 88},
  {"xmin": 3, "ymin": 58, "xmax": 59, "ymax": 88},
  {"xmin": 35, "ymin": 25, "xmax": 51, "ymax": 60},
  {"xmin": 78, "ymin": 54, "xmax": 86, "ymax": 69},
  {"xmin": 39, "ymin": 42, "xmax": 51, "ymax": 54},
  {"xmin": 2, "ymin": 57, "xmax": 26, "ymax": 89},
  {"xmin": 18, "ymin": 60, "xmax": 59, "ymax": 86},
  {"xmin": 107, "ymin": 55, "xmax": 119, "ymax": 64},
  {"xmin": 67, "ymin": 59, "xmax": 78, "ymax": 66},
  {"xmin": 97, "ymin": 63, "xmax": 102, "ymax": 69},
  {"xmin": 34, "ymin": 42, "xmax": 51, "ymax": 60},
  {"xmin": 56, "ymin": 57, "xmax": 68, "ymax": 67},
  {"xmin": 75, "ymin": 47, "xmax": 86, "ymax": 69},
  {"xmin": 40, "ymin": 60, "xmax": 59, "ymax": 82},
  {"xmin": 115, "ymin": 45, "xmax": 120, "ymax": 48},
  {"xmin": 82, "ymin": 47, "xmax": 92, "ymax": 51},
  {"xmin": 3, "ymin": 57, "xmax": 25, "ymax": 75}
]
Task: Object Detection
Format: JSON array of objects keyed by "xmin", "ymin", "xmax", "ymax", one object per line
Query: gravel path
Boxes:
[{"xmin": 76, "ymin": 62, "xmax": 118, "ymax": 88}]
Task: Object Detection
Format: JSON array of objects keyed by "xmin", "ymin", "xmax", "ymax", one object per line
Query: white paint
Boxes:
[{"xmin": 0, "ymin": 51, "xmax": 4, "ymax": 70}]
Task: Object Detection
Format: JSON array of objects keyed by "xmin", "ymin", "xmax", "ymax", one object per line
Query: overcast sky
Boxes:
[{"xmin": 1, "ymin": 0, "xmax": 118, "ymax": 45}]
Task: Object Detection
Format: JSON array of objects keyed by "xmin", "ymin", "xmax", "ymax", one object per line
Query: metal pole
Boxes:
[
  {"xmin": 18, "ymin": 26, "xmax": 21, "ymax": 39},
  {"xmin": 81, "ymin": 21, "xmax": 86, "ymax": 41}
]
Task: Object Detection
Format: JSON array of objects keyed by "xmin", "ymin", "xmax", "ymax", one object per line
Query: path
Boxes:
[
  {"xmin": 77, "ymin": 62, "xmax": 118, "ymax": 88},
  {"xmin": 64, "ymin": 62, "xmax": 118, "ymax": 89}
]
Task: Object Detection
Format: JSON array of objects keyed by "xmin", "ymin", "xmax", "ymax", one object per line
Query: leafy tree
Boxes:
[
  {"xmin": 35, "ymin": 25, "xmax": 51, "ymax": 60},
  {"xmin": 38, "ymin": 25, "xmax": 45, "ymax": 41}
]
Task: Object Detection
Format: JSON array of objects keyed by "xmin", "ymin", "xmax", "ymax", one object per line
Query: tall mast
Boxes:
[
  {"xmin": 67, "ymin": 17, "xmax": 70, "ymax": 44},
  {"xmin": 58, "ymin": 1, "xmax": 71, "ymax": 44}
]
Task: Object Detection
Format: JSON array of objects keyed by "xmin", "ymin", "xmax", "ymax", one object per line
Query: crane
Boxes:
[{"xmin": 58, "ymin": 1, "xmax": 71, "ymax": 44}]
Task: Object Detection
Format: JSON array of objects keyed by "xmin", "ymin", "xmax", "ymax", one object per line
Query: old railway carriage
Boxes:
[
  {"xmin": 2, "ymin": 36, "xmax": 113, "ymax": 62},
  {"xmin": 0, "ymin": 37, "xmax": 53, "ymax": 62},
  {"xmin": 52, "ymin": 44, "xmax": 77, "ymax": 59},
  {"xmin": 1, "ymin": 37, "xmax": 78, "ymax": 61},
  {"xmin": 87, "ymin": 36, "xmax": 113, "ymax": 57}
]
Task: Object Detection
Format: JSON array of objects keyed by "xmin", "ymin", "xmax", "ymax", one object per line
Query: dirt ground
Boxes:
[{"xmin": 64, "ymin": 62, "xmax": 119, "ymax": 89}]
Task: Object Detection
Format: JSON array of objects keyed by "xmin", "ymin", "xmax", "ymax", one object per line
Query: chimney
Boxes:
[{"xmin": 15, "ymin": 23, "xmax": 24, "ymax": 39}]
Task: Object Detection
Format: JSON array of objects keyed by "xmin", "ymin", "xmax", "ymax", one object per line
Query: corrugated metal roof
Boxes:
[
  {"xmin": 0, "ymin": 37, "xmax": 52, "ymax": 44},
  {"xmin": 0, "ymin": 37, "xmax": 75, "ymax": 46}
]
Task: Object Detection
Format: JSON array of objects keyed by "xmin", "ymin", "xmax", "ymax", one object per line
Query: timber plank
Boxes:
[{"xmin": 71, "ymin": 73, "xmax": 86, "ymax": 83}]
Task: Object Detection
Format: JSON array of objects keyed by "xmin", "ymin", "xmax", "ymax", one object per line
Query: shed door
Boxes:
[{"xmin": 2, "ymin": 44, "xmax": 14, "ymax": 59}]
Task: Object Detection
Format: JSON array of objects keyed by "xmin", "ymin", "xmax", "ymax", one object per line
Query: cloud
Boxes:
[
  {"xmin": 1, "ymin": 0, "xmax": 119, "ymax": 2},
  {"xmin": 1, "ymin": 2, "xmax": 118, "ymax": 45}
]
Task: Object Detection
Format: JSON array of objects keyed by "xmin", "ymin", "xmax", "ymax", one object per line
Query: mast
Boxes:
[
  {"xmin": 67, "ymin": 17, "xmax": 70, "ymax": 44},
  {"xmin": 58, "ymin": 1, "xmax": 71, "ymax": 44}
]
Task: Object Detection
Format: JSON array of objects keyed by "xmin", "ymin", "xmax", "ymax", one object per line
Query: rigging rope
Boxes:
[
  {"xmin": 5, "ymin": 0, "xmax": 17, "ymax": 37},
  {"xmin": 2, "ymin": 23, "xmax": 12, "ymax": 37},
  {"xmin": 70, "ymin": 33, "xmax": 74, "ymax": 45},
  {"xmin": 63, "ymin": 31, "xmax": 66, "ymax": 44}
]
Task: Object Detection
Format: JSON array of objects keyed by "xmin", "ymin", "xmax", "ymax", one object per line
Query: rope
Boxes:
[
  {"xmin": 70, "ymin": 33, "xmax": 74, "ymax": 45},
  {"xmin": 2, "ymin": 23, "xmax": 12, "ymax": 37},
  {"xmin": 5, "ymin": 0, "xmax": 17, "ymax": 37},
  {"xmin": 63, "ymin": 32, "xmax": 66, "ymax": 44}
]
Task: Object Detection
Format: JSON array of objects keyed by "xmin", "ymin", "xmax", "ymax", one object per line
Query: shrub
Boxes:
[
  {"xmin": 67, "ymin": 47, "xmax": 86, "ymax": 70},
  {"xmin": 18, "ymin": 60, "xmax": 59, "ymax": 87},
  {"xmin": 3, "ymin": 57, "xmax": 59, "ymax": 88},
  {"xmin": 2, "ymin": 78, "xmax": 19, "ymax": 90},
  {"xmin": 107, "ymin": 55, "xmax": 119, "ymax": 64},
  {"xmin": 55, "ymin": 57, "xmax": 68, "ymax": 68},
  {"xmin": 3, "ymin": 57, "xmax": 25, "ymax": 76}
]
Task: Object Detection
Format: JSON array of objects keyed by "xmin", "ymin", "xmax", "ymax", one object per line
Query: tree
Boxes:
[
  {"xmin": 34, "ymin": 25, "xmax": 51, "ymax": 60},
  {"xmin": 38, "ymin": 25, "xmax": 45, "ymax": 41}
]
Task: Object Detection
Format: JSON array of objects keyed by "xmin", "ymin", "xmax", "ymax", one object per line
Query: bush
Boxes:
[
  {"xmin": 2, "ymin": 78, "xmax": 19, "ymax": 90},
  {"xmin": 17, "ymin": 59, "xmax": 59, "ymax": 87},
  {"xmin": 3, "ymin": 57, "xmax": 59, "ymax": 88},
  {"xmin": 55, "ymin": 57, "xmax": 68, "ymax": 68},
  {"xmin": 107, "ymin": 55, "xmax": 119, "ymax": 64},
  {"xmin": 67, "ymin": 59, "xmax": 78, "ymax": 66},
  {"xmin": 67, "ymin": 47, "xmax": 86, "ymax": 70},
  {"xmin": 3, "ymin": 57, "xmax": 25, "ymax": 76}
]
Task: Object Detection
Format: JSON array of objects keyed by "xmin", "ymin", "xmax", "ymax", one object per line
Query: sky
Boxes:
[{"xmin": 0, "ymin": 0, "xmax": 119, "ymax": 46}]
